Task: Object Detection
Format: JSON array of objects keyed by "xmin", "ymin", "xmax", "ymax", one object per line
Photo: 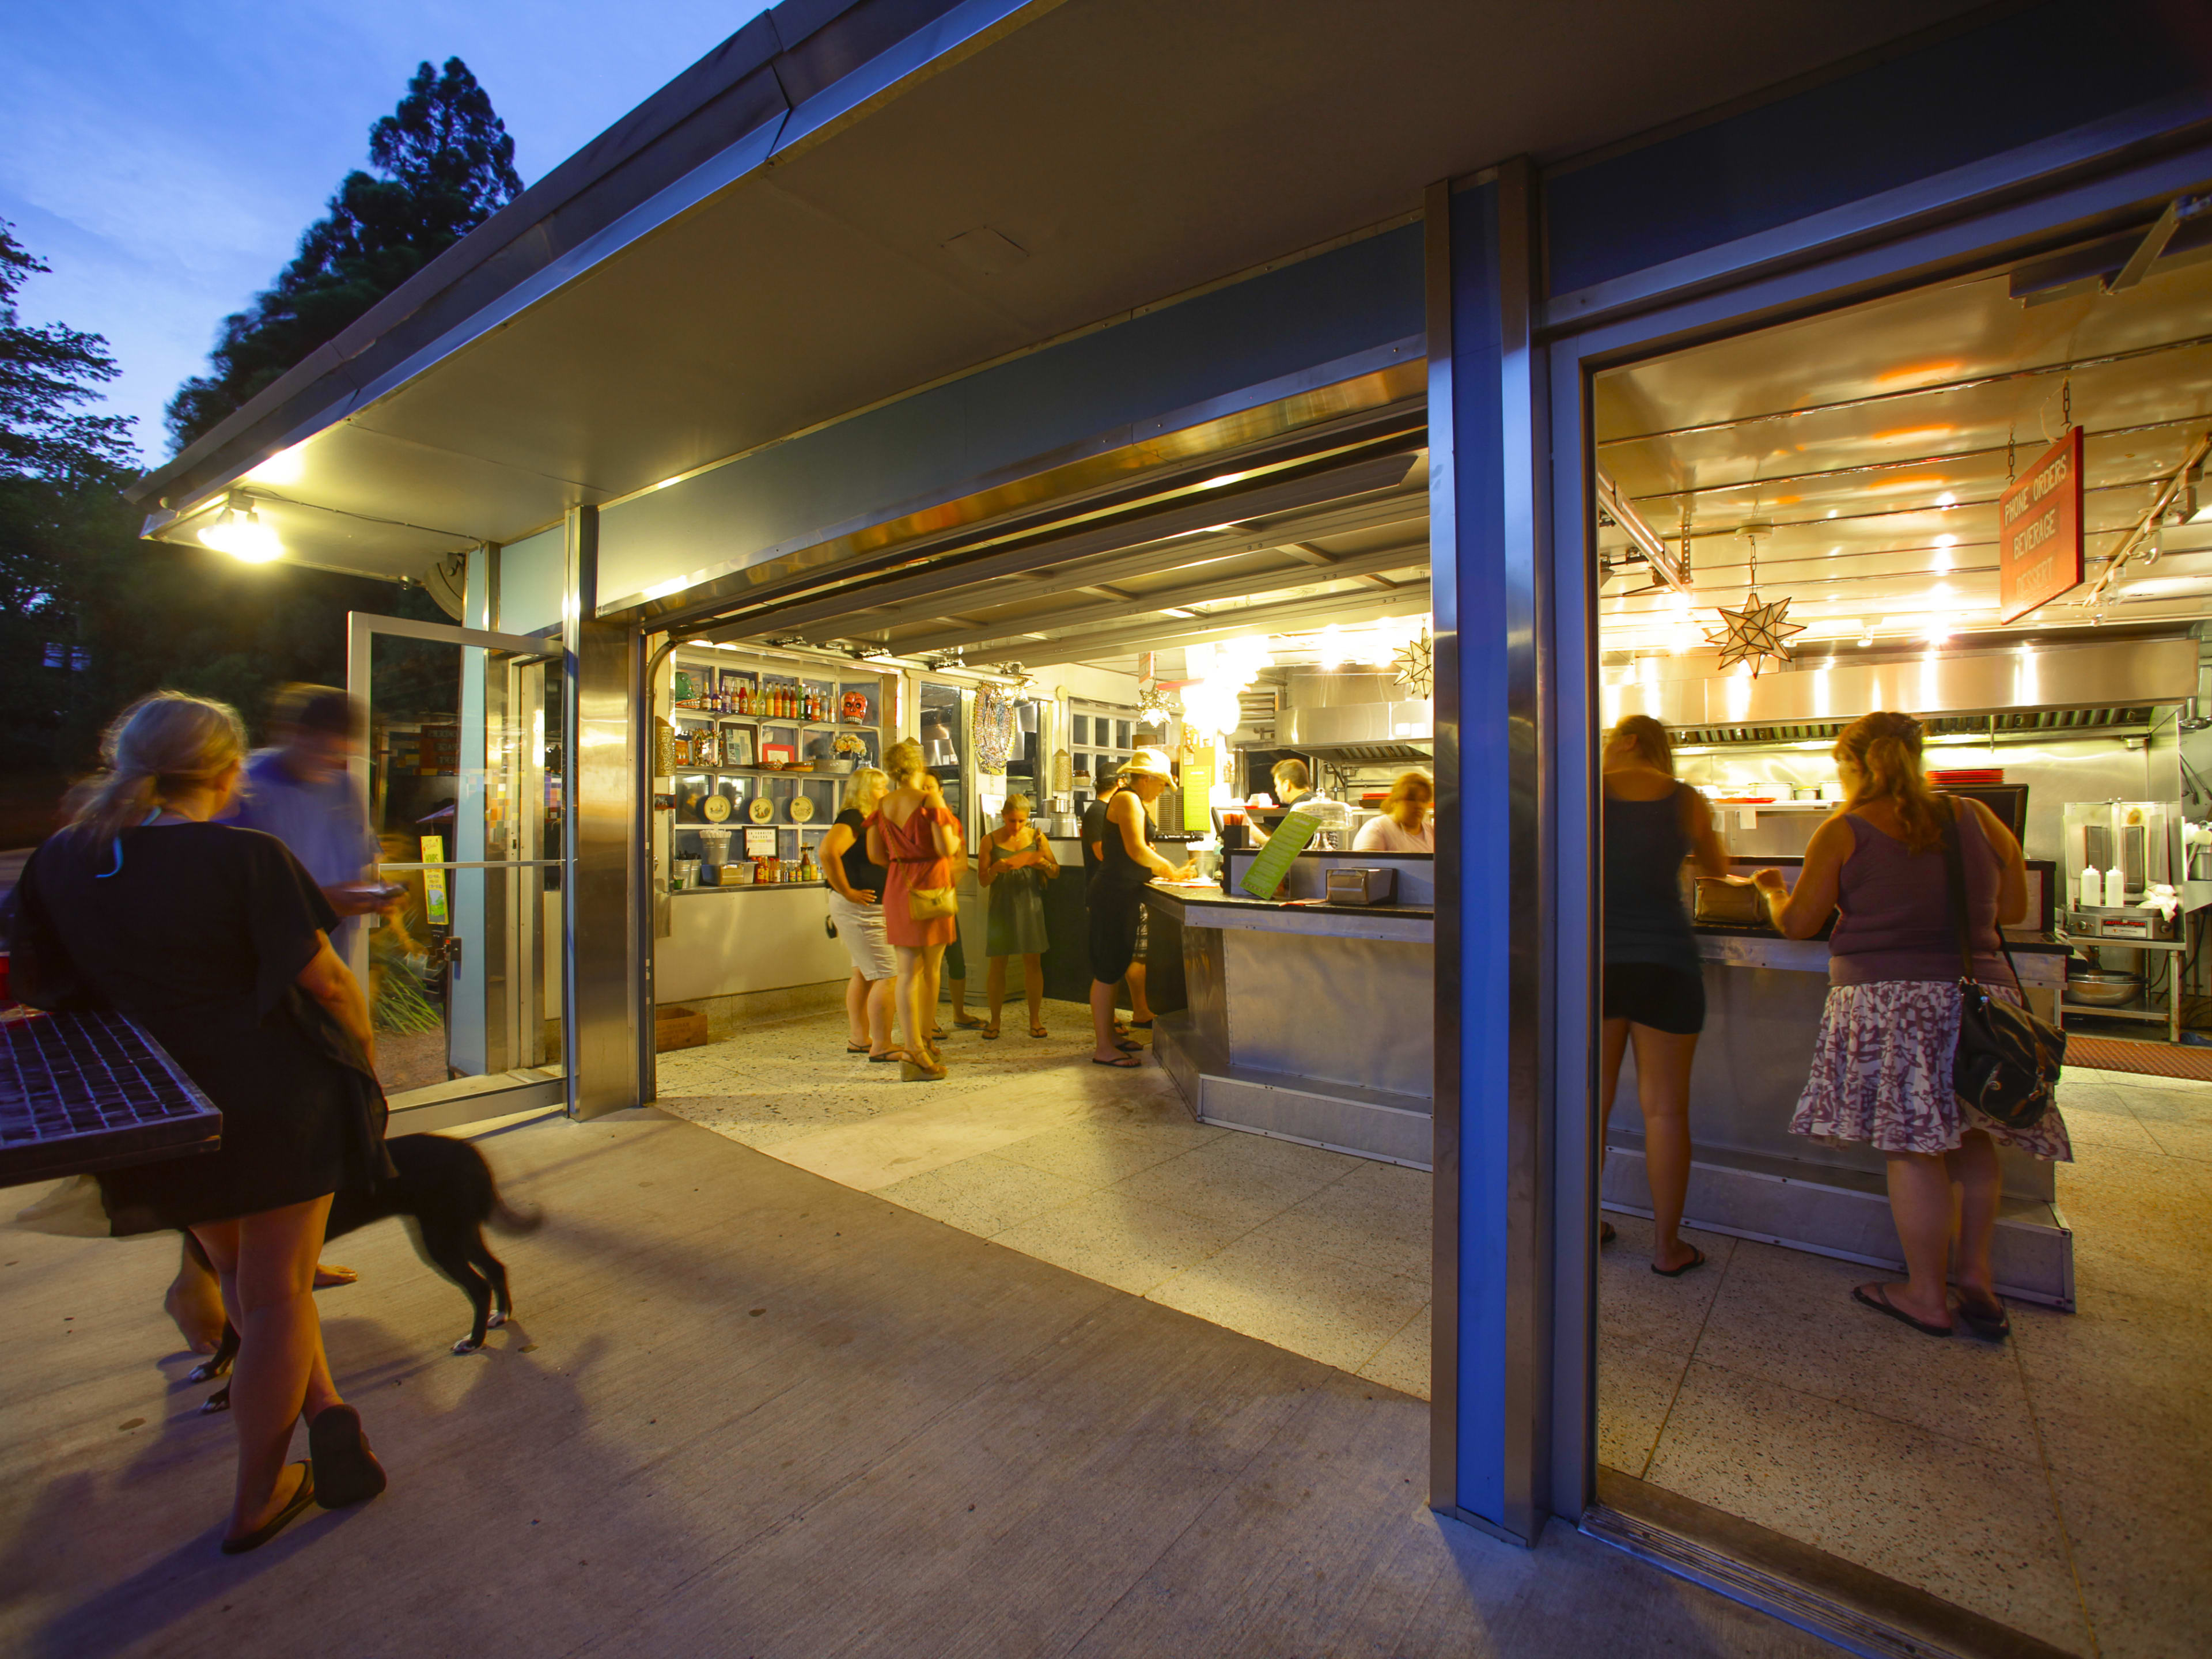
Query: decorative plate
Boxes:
[
  {"xmin": 748, "ymin": 796, "xmax": 775, "ymax": 823},
  {"xmin": 788, "ymin": 795, "xmax": 816, "ymax": 823},
  {"xmin": 702, "ymin": 793, "xmax": 732, "ymax": 823}
]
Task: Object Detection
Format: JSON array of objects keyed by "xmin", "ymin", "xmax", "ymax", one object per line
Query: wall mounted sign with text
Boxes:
[{"xmin": 1997, "ymin": 427, "xmax": 2084, "ymax": 622}]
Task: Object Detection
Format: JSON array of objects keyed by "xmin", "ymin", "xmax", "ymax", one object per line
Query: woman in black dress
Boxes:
[
  {"xmin": 14, "ymin": 693, "xmax": 392, "ymax": 1551},
  {"xmin": 1087, "ymin": 748, "xmax": 1194, "ymax": 1065}
]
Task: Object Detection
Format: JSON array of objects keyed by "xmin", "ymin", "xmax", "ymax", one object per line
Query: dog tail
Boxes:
[{"xmin": 490, "ymin": 1197, "xmax": 545, "ymax": 1235}]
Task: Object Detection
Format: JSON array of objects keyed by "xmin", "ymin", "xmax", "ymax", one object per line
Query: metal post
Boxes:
[{"xmin": 562, "ymin": 506, "xmax": 646, "ymax": 1118}]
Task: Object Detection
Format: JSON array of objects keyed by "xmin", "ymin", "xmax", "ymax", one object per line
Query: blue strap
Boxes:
[{"xmin": 94, "ymin": 808, "xmax": 164, "ymax": 879}]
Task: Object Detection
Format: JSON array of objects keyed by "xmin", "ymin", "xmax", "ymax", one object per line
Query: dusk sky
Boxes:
[{"xmin": 3, "ymin": 2, "xmax": 769, "ymax": 466}]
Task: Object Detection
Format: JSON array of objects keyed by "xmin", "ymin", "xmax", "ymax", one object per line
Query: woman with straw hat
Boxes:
[{"xmin": 1088, "ymin": 747, "xmax": 1194, "ymax": 1066}]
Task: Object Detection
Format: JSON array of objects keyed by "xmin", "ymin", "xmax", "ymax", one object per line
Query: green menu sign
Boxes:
[
  {"xmin": 1238, "ymin": 809, "xmax": 1319, "ymax": 900},
  {"xmin": 1181, "ymin": 760, "xmax": 1213, "ymax": 832}
]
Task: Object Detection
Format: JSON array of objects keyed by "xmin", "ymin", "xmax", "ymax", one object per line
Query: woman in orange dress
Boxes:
[{"xmin": 868, "ymin": 738, "xmax": 964, "ymax": 1081}]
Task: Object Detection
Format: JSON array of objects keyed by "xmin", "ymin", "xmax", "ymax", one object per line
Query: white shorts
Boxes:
[{"xmin": 827, "ymin": 891, "xmax": 896, "ymax": 980}]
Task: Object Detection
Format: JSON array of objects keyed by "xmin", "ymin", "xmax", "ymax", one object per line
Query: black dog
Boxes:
[{"xmin": 187, "ymin": 1132, "xmax": 542, "ymax": 1411}]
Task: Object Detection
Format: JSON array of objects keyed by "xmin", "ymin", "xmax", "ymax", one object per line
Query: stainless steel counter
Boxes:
[
  {"xmin": 1145, "ymin": 881, "xmax": 1433, "ymax": 1168},
  {"xmin": 1607, "ymin": 929, "xmax": 2076, "ymax": 1308}
]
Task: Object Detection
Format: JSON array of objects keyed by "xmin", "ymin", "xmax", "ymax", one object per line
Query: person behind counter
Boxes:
[
  {"xmin": 1354, "ymin": 770, "xmax": 1434, "ymax": 852},
  {"xmin": 822, "ymin": 767, "xmax": 903, "ymax": 1063},
  {"xmin": 979, "ymin": 792, "xmax": 1059, "ymax": 1038},
  {"xmin": 1089, "ymin": 748, "xmax": 1196, "ymax": 1066},
  {"xmin": 1752, "ymin": 710, "xmax": 2069, "ymax": 1341},
  {"xmin": 1601, "ymin": 715, "xmax": 1733, "ymax": 1276},
  {"xmin": 869, "ymin": 740, "xmax": 965, "ymax": 1083}
]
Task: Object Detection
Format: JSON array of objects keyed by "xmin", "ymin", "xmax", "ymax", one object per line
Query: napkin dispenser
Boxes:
[{"xmin": 1324, "ymin": 867, "xmax": 1396, "ymax": 905}]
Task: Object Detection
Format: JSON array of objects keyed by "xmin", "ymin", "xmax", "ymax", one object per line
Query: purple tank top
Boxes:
[{"xmin": 1828, "ymin": 803, "xmax": 2007, "ymax": 987}]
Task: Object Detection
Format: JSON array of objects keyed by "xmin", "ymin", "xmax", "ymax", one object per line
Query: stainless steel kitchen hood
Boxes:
[
  {"xmin": 1611, "ymin": 636, "xmax": 2200, "ymax": 747},
  {"xmin": 1277, "ymin": 669, "xmax": 1431, "ymax": 759}
]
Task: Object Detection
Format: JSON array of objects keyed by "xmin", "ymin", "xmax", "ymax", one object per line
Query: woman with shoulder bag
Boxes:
[
  {"xmin": 1752, "ymin": 711, "xmax": 2070, "ymax": 1341},
  {"xmin": 868, "ymin": 739, "xmax": 964, "ymax": 1082},
  {"xmin": 978, "ymin": 792, "xmax": 1058, "ymax": 1038}
]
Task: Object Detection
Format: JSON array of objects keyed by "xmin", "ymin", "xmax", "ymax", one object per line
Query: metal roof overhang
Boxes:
[{"xmin": 128, "ymin": 0, "xmax": 1984, "ymax": 587}]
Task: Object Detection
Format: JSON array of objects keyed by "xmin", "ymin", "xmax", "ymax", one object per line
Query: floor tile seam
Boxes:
[
  {"xmin": 1131, "ymin": 1194, "xmax": 1305, "ymax": 1305},
  {"xmin": 1646, "ymin": 1241, "xmax": 1743, "ymax": 1482},
  {"xmin": 2008, "ymin": 1332, "xmax": 2106, "ymax": 1659},
  {"xmin": 1679, "ymin": 1350, "xmax": 2069, "ymax": 1476}
]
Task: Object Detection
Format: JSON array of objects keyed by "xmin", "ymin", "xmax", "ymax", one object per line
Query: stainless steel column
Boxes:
[{"xmin": 562, "ymin": 506, "xmax": 647, "ymax": 1118}]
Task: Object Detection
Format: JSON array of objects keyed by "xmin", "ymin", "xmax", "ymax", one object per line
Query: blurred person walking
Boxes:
[{"xmin": 11, "ymin": 694, "xmax": 393, "ymax": 1550}]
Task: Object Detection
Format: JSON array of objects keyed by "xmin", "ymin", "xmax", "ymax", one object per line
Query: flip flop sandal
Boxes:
[
  {"xmin": 980, "ymin": 1027, "xmax": 1002, "ymax": 1040},
  {"xmin": 308, "ymin": 1404, "xmax": 387, "ymax": 1509},
  {"xmin": 1650, "ymin": 1247, "xmax": 1707, "ymax": 1278},
  {"xmin": 1956, "ymin": 1293, "xmax": 2011, "ymax": 1341},
  {"xmin": 1092, "ymin": 1054, "xmax": 1142, "ymax": 1067},
  {"xmin": 1852, "ymin": 1283, "xmax": 1952, "ymax": 1338},
  {"xmin": 1113, "ymin": 1039, "xmax": 1143, "ymax": 1052},
  {"xmin": 1128, "ymin": 1018, "xmax": 1154, "ymax": 1029},
  {"xmin": 1029, "ymin": 1026, "xmax": 1049, "ymax": 1039},
  {"xmin": 221, "ymin": 1462, "xmax": 316, "ymax": 1554},
  {"xmin": 1599, "ymin": 1221, "xmax": 1616, "ymax": 1245},
  {"xmin": 867, "ymin": 1050, "xmax": 910, "ymax": 1063},
  {"xmin": 953, "ymin": 1016, "xmax": 985, "ymax": 1029},
  {"xmin": 845, "ymin": 1042, "xmax": 870, "ymax": 1054}
]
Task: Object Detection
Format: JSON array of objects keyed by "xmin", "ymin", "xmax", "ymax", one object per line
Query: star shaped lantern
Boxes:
[
  {"xmin": 1704, "ymin": 590, "xmax": 1806, "ymax": 675},
  {"xmin": 1391, "ymin": 628, "xmax": 1434, "ymax": 698},
  {"xmin": 1703, "ymin": 528, "xmax": 1802, "ymax": 676}
]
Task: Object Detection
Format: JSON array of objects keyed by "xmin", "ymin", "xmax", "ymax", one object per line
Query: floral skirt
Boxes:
[{"xmin": 1791, "ymin": 979, "xmax": 2073, "ymax": 1160}]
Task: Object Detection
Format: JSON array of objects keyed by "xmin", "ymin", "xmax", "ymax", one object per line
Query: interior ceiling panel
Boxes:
[
  {"xmin": 135, "ymin": 0, "xmax": 1975, "ymax": 576},
  {"xmin": 1596, "ymin": 252, "xmax": 2212, "ymax": 648}
]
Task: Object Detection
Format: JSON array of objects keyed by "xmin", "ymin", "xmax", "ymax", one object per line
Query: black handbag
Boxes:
[{"xmin": 1940, "ymin": 802, "xmax": 2063, "ymax": 1129}]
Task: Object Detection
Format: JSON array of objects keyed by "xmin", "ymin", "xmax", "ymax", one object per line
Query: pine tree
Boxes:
[{"xmin": 165, "ymin": 58, "xmax": 522, "ymax": 453}]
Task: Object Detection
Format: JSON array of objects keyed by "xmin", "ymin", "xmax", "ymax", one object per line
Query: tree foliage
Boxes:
[{"xmin": 165, "ymin": 58, "xmax": 522, "ymax": 452}]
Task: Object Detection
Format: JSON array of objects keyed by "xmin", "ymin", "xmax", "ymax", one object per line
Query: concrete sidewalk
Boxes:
[{"xmin": 0, "ymin": 1109, "xmax": 1824, "ymax": 1658}]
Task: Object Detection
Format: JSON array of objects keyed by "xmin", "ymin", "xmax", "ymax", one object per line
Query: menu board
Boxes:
[
  {"xmin": 1238, "ymin": 809, "xmax": 1319, "ymax": 900},
  {"xmin": 1997, "ymin": 427, "xmax": 2084, "ymax": 622},
  {"xmin": 1181, "ymin": 759, "xmax": 1213, "ymax": 832}
]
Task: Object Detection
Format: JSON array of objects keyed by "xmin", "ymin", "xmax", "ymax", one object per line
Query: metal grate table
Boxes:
[{"xmin": 0, "ymin": 1009, "xmax": 221, "ymax": 1188}]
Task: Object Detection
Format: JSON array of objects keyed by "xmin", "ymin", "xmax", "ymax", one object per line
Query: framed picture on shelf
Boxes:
[
  {"xmin": 762, "ymin": 741, "xmax": 797, "ymax": 768},
  {"xmin": 723, "ymin": 727, "xmax": 755, "ymax": 768}
]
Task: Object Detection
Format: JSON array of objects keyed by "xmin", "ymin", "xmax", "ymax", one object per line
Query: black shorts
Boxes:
[
  {"xmin": 1602, "ymin": 962, "xmax": 1705, "ymax": 1035},
  {"xmin": 1088, "ymin": 877, "xmax": 1145, "ymax": 984}
]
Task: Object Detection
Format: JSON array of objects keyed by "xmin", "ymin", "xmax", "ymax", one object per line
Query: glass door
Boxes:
[{"xmin": 347, "ymin": 611, "xmax": 565, "ymax": 1126}]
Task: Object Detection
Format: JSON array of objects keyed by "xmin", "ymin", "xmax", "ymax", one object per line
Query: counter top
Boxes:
[{"xmin": 1144, "ymin": 885, "xmax": 1434, "ymax": 943}]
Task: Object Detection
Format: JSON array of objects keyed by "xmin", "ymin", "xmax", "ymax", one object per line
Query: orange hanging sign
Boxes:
[{"xmin": 1996, "ymin": 427, "xmax": 2084, "ymax": 622}]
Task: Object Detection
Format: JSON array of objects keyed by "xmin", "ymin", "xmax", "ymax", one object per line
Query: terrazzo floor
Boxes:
[
  {"xmin": 653, "ymin": 997, "xmax": 1430, "ymax": 1395},
  {"xmin": 1601, "ymin": 1065, "xmax": 2212, "ymax": 1658},
  {"xmin": 657, "ymin": 1007, "xmax": 2207, "ymax": 1656}
]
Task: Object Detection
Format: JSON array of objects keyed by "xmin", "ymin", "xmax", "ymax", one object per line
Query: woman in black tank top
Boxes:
[{"xmin": 1600, "ymin": 715, "xmax": 1734, "ymax": 1277}]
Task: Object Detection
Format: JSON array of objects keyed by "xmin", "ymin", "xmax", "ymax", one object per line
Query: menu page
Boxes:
[{"xmin": 1238, "ymin": 809, "xmax": 1320, "ymax": 900}]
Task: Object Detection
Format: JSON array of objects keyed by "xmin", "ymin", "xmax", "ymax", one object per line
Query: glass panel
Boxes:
[
  {"xmin": 919, "ymin": 680, "xmax": 964, "ymax": 830},
  {"xmin": 1116, "ymin": 719, "xmax": 1132, "ymax": 749},
  {"xmin": 1071, "ymin": 713, "xmax": 1089, "ymax": 745},
  {"xmin": 362, "ymin": 631, "xmax": 558, "ymax": 1099}
]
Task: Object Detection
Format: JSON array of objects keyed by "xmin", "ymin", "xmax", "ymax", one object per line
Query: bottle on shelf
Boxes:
[{"xmin": 2081, "ymin": 865, "xmax": 2104, "ymax": 908}]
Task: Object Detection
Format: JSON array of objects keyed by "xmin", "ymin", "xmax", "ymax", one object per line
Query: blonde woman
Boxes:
[
  {"xmin": 1755, "ymin": 711, "xmax": 2067, "ymax": 1340},
  {"xmin": 1089, "ymin": 748, "xmax": 1195, "ymax": 1065},
  {"xmin": 978, "ymin": 793, "xmax": 1058, "ymax": 1038},
  {"xmin": 1354, "ymin": 770, "xmax": 1434, "ymax": 852},
  {"xmin": 868, "ymin": 738, "xmax": 964, "ymax": 1081},
  {"xmin": 1601, "ymin": 714, "xmax": 1731, "ymax": 1275},
  {"xmin": 822, "ymin": 767, "xmax": 904, "ymax": 1062},
  {"xmin": 12, "ymin": 694, "xmax": 392, "ymax": 1550}
]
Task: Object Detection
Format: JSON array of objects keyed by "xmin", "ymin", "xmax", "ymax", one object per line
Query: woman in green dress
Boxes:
[{"xmin": 978, "ymin": 793, "xmax": 1059, "ymax": 1037}]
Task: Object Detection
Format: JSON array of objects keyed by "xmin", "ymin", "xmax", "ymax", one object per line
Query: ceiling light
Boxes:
[
  {"xmin": 196, "ymin": 498, "xmax": 282, "ymax": 563},
  {"xmin": 1936, "ymin": 491, "xmax": 1956, "ymax": 507}
]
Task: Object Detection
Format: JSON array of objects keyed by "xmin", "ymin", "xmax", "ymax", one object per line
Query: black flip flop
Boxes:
[
  {"xmin": 1128, "ymin": 1018, "xmax": 1154, "ymax": 1029},
  {"xmin": 1092, "ymin": 1054, "xmax": 1142, "ymax": 1067},
  {"xmin": 844, "ymin": 1042, "xmax": 869, "ymax": 1054},
  {"xmin": 1853, "ymin": 1283, "xmax": 1952, "ymax": 1338},
  {"xmin": 867, "ymin": 1050, "xmax": 910, "ymax": 1063},
  {"xmin": 1114, "ymin": 1039, "xmax": 1142, "ymax": 1052},
  {"xmin": 1956, "ymin": 1293, "xmax": 2011, "ymax": 1341},
  {"xmin": 1650, "ymin": 1247, "xmax": 1706, "ymax": 1278},
  {"xmin": 221, "ymin": 1462, "xmax": 316, "ymax": 1554},
  {"xmin": 308, "ymin": 1404, "xmax": 387, "ymax": 1509},
  {"xmin": 1599, "ymin": 1221, "xmax": 1616, "ymax": 1245}
]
